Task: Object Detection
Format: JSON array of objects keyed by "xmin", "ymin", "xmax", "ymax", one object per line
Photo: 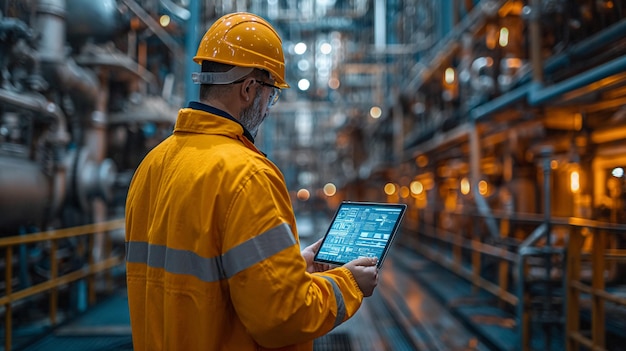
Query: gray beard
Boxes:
[{"xmin": 239, "ymin": 93, "xmax": 266, "ymax": 139}]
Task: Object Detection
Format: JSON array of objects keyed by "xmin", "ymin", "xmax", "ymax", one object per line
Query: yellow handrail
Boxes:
[
  {"xmin": 565, "ymin": 227, "xmax": 626, "ymax": 351},
  {"xmin": 407, "ymin": 209, "xmax": 626, "ymax": 351},
  {"xmin": 1, "ymin": 218, "xmax": 126, "ymax": 351}
]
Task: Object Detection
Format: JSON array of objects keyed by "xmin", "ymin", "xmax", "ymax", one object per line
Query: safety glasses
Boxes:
[
  {"xmin": 255, "ymin": 80, "xmax": 281, "ymax": 106},
  {"xmin": 230, "ymin": 77, "xmax": 282, "ymax": 106}
]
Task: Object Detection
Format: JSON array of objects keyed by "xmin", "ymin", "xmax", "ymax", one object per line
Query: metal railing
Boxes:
[
  {"xmin": 565, "ymin": 218, "xmax": 626, "ymax": 351},
  {"xmin": 403, "ymin": 208, "xmax": 626, "ymax": 351},
  {"xmin": 0, "ymin": 219, "xmax": 126, "ymax": 351}
]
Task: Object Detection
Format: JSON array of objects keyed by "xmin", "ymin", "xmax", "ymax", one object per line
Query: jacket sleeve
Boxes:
[{"xmin": 223, "ymin": 168, "xmax": 364, "ymax": 348}]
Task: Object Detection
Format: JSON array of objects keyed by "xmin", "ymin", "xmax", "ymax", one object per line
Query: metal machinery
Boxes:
[
  {"xmin": 258, "ymin": 0, "xmax": 626, "ymax": 349},
  {"xmin": 338, "ymin": 0, "xmax": 626, "ymax": 350},
  {"xmin": 0, "ymin": 0, "xmax": 181, "ymax": 234},
  {"xmin": 0, "ymin": 0, "xmax": 179, "ymax": 328}
]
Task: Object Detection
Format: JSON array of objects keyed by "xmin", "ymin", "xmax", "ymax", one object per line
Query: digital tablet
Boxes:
[{"xmin": 313, "ymin": 201, "xmax": 407, "ymax": 268}]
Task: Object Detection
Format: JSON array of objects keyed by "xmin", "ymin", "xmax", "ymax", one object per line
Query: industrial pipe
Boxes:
[
  {"xmin": 544, "ymin": 18, "xmax": 626, "ymax": 75},
  {"xmin": 529, "ymin": 54, "xmax": 626, "ymax": 106},
  {"xmin": 37, "ymin": 0, "xmax": 100, "ymax": 108},
  {"xmin": 469, "ymin": 122, "xmax": 500, "ymax": 239},
  {"xmin": 471, "ymin": 26, "xmax": 626, "ymax": 117},
  {"xmin": 0, "ymin": 88, "xmax": 69, "ymax": 144},
  {"xmin": 470, "ymin": 83, "xmax": 531, "ymax": 121}
]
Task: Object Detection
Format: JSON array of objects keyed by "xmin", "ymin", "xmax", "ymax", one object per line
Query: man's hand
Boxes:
[
  {"xmin": 301, "ymin": 238, "xmax": 331, "ymax": 273},
  {"xmin": 344, "ymin": 257, "xmax": 378, "ymax": 297}
]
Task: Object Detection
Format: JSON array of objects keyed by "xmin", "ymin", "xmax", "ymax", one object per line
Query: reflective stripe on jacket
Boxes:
[{"xmin": 125, "ymin": 103, "xmax": 364, "ymax": 351}]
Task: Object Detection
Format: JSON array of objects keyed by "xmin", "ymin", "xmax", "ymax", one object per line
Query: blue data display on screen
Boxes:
[{"xmin": 315, "ymin": 204, "xmax": 403, "ymax": 264}]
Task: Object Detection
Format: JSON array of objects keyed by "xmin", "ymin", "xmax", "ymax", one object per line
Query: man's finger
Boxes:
[{"xmin": 353, "ymin": 256, "xmax": 378, "ymax": 267}]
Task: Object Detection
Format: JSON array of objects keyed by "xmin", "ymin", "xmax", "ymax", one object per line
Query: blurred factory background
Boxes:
[{"xmin": 2, "ymin": 0, "xmax": 626, "ymax": 350}]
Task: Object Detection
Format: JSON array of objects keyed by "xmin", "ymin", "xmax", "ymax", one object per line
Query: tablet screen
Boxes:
[{"xmin": 313, "ymin": 202, "xmax": 406, "ymax": 268}]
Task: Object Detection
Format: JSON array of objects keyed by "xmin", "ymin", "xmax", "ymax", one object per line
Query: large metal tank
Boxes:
[
  {"xmin": 0, "ymin": 157, "xmax": 51, "ymax": 230},
  {"xmin": 65, "ymin": 0, "xmax": 123, "ymax": 46}
]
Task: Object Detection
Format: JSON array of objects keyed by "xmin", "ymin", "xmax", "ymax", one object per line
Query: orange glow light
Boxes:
[
  {"xmin": 323, "ymin": 183, "xmax": 337, "ymax": 197},
  {"xmin": 297, "ymin": 189, "xmax": 310, "ymax": 201},
  {"xmin": 384, "ymin": 183, "xmax": 397, "ymax": 196},
  {"xmin": 478, "ymin": 180, "xmax": 488, "ymax": 196},
  {"xmin": 570, "ymin": 171, "xmax": 580, "ymax": 193},
  {"xmin": 400, "ymin": 186, "xmax": 410, "ymax": 199},
  {"xmin": 410, "ymin": 181, "xmax": 424, "ymax": 196},
  {"xmin": 460, "ymin": 177, "xmax": 471, "ymax": 195}
]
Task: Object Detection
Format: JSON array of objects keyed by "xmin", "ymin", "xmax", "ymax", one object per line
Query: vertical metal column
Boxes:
[
  {"xmin": 529, "ymin": 0, "xmax": 544, "ymax": 85},
  {"xmin": 469, "ymin": 122, "xmax": 499, "ymax": 238},
  {"xmin": 374, "ymin": 0, "xmax": 385, "ymax": 50},
  {"xmin": 565, "ymin": 228, "xmax": 582, "ymax": 351},
  {"xmin": 5, "ymin": 246, "xmax": 13, "ymax": 351},
  {"xmin": 540, "ymin": 146, "xmax": 554, "ymax": 351},
  {"xmin": 184, "ymin": 0, "xmax": 200, "ymax": 104},
  {"xmin": 439, "ymin": 0, "xmax": 454, "ymax": 38}
]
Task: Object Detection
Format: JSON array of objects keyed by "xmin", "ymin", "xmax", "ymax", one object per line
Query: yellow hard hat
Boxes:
[{"xmin": 194, "ymin": 12, "xmax": 289, "ymax": 89}]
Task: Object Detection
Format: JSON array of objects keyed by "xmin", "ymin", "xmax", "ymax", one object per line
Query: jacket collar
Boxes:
[{"xmin": 186, "ymin": 101, "xmax": 255, "ymax": 144}]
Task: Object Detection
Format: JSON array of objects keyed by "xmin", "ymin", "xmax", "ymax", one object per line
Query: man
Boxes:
[{"xmin": 125, "ymin": 12, "xmax": 378, "ymax": 351}]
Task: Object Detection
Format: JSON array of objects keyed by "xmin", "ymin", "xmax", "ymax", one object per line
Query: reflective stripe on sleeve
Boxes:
[
  {"xmin": 222, "ymin": 223, "xmax": 296, "ymax": 277},
  {"xmin": 320, "ymin": 276, "xmax": 346, "ymax": 329},
  {"xmin": 125, "ymin": 223, "xmax": 296, "ymax": 282}
]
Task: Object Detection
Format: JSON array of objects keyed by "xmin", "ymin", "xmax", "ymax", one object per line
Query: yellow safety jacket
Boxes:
[{"xmin": 125, "ymin": 102, "xmax": 364, "ymax": 351}]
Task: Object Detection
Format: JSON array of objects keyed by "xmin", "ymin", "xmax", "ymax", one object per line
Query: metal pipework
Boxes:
[
  {"xmin": 543, "ymin": 18, "xmax": 626, "ymax": 76},
  {"xmin": 470, "ymin": 57, "xmax": 495, "ymax": 95},
  {"xmin": 37, "ymin": 0, "xmax": 99, "ymax": 107},
  {"xmin": 0, "ymin": 88, "xmax": 69, "ymax": 144},
  {"xmin": 469, "ymin": 121, "xmax": 500, "ymax": 239},
  {"xmin": 35, "ymin": 0, "xmax": 115, "ymax": 214},
  {"xmin": 0, "ymin": 89, "xmax": 70, "ymax": 230},
  {"xmin": 0, "ymin": 157, "xmax": 51, "ymax": 230},
  {"xmin": 66, "ymin": 147, "xmax": 117, "ymax": 212}
]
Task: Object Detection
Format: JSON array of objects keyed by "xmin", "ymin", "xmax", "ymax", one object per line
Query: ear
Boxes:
[{"xmin": 239, "ymin": 77, "xmax": 256, "ymax": 103}]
